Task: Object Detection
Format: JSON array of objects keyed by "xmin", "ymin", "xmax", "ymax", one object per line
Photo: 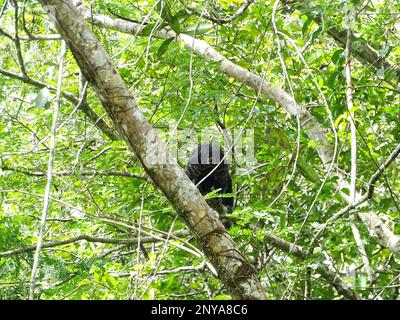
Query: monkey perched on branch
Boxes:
[{"xmin": 185, "ymin": 143, "xmax": 235, "ymax": 226}]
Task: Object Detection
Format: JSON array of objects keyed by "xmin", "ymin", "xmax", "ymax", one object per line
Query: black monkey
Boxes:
[{"xmin": 185, "ymin": 143, "xmax": 234, "ymax": 219}]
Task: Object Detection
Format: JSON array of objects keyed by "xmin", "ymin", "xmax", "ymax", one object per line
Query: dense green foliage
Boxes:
[{"xmin": 0, "ymin": 0, "xmax": 399, "ymax": 299}]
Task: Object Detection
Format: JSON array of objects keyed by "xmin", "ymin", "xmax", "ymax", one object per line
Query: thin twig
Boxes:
[
  {"xmin": 12, "ymin": 0, "xmax": 27, "ymax": 76},
  {"xmin": 350, "ymin": 222, "xmax": 375, "ymax": 283},
  {"xmin": 0, "ymin": 232, "xmax": 189, "ymax": 258},
  {"xmin": 0, "ymin": 165, "xmax": 148, "ymax": 181},
  {"xmin": 179, "ymin": 0, "xmax": 254, "ymax": 25},
  {"xmin": 0, "ymin": 68, "xmax": 119, "ymax": 140},
  {"xmin": 29, "ymin": 41, "xmax": 66, "ymax": 300},
  {"xmin": 310, "ymin": 143, "xmax": 400, "ymax": 248},
  {"xmin": 344, "ymin": 10, "xmax": 374, "ymax": 283},
  {"xmin": 0, "ymin": 0, "xmax": 8, "ymax": 21}
]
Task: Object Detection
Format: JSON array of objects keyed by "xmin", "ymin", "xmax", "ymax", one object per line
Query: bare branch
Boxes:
[
  {"xmin": 0, "ymin": 0, "xmax": 8, "ymax": 21},
  {"xmin": 264, "ymin": 234, "xmax": 359, "ymax": 300},
  {"xmin": 178, "ymin": 0, "xmax": 254, "ymax": 25},
  {"xmin": 350, "ymin": 222, "xmax": 375, "ymax": 283},
  {"xmin": 0, "ymin": 26, "xmax": 14, "ymax": 40},
  {"xmin": 29, "ymin": 40, "xmax": 66, "ymax": 300},
  {"xmin": 39, "ymin": 0, "xmax": 266, "ymax": 300},
  {"xmin": 88, "ymin": 13, "xmax": 333, "ymax": 166},
  {"xmin": 0, "ymin": 165, "xmax": 148, "ymax": 181},
  {"xmin": 344, "ymin": 23, "xmax": 357, "ymax": 204},
  {"xmin": 86, "ymin": 12, "xmax": 400, "ymax": 257},
  {"xmin": 367, "ymin": 143, "xmax": 400, "ymax": 198},
  {"xmin": 311, "ymin": 143, "xmax": 400, "ymax": 253},
  {"xmin": 344, "ymin": 11, "xmax": 374, "ymax": 284},
  {"xmin": 0, "ymin": 231, "xmax": 190, "ymax": 258},
  {"xmin": 287, "ymin": 0, "xmax": 400, "ymax": 83},
  {"xmin": 327, "ymin": 26, "xmax": 400, "ymax": 82}
]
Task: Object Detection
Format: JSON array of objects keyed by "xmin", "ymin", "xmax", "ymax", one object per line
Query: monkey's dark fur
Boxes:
[{"xmin": 185, "ymin": 143, "xmax": 234, "ymax": 220}]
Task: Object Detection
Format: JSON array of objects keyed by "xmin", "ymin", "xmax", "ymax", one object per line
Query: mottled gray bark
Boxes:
[
  {"xmin": 39, "ymin": 0, "xmax": 266, "ymax": 300},
  {"xmin": 87, "ymin": 13, "xmax": 333, "ymax": 166},
  {"xmin": 84, "ymin": 12, "xmax": 400, "ymax": 257}
]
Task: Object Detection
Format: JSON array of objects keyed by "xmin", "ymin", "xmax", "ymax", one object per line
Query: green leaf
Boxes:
[
  {"xmin": 35, "ymin": 87, "xmax": 50, "ymax": 108},
  {"xmin": 302, "ymin": 16, "xmax": 312, "ymax": 36},
  {"xmin": 141, "ymin": 23, "xmax": 156, "ymax": 36},
  {"xmin": 156, "ymin": 1, "xmax": 173, "ymax": 23},
  {"xmin": 174, "ymin": 9, "xmax": 190, "ymax": 19},
  {"xmin": 331, "ymin": 49, "xmax": 344, "ymax": 65},
  {"xmin": 268, "ymin": 127, "xmax": 292, "ymax": 150},
  {"xmin": 297, "ymin": 158, "xmax": 320, "ymax": 183},
  {"xmin": 326, "ymin": 70, "xmax": 340, "ymax": 88},
  {"xmin": 157, "ymin": 37, "xmax": 174, "ymax": 58},
  {"xmin": 279, "ymin": 211, "xmax": 286, "ymax": 230},
  {"xmin": 182, "ymin": 23, "xmax": 213, "ymax": 36},
  {"xmin": 311, "ymin": 26, "xmax": 322, "ymax": 42},
  {"xmin": 141, "ymin": 22, "xmax": 168, "ymax": 36},
  {"xmin": 170, "ymin": 15, "xmax": 181, "ymax": 34}
]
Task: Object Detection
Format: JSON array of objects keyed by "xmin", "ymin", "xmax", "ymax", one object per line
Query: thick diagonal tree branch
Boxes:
[
  {"xmin": 38, "ymin": 0, "xmax": 266, "ymax": 300},
  {"xmin": 87, "ymin": 13, "xmax": 333, "ymax": 166},
  {"xmin": 326, "ymin": 27, "xmax": 400, "ymax": 81},
  {"xmin": 285, "ymin": 0, "xmax": 400, "ymax": 83},
  {"xmin": 83, "ymin": 12, "xmax": 400, "ymax": 257}
]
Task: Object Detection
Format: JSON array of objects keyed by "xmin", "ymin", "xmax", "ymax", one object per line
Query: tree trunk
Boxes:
[{"xmin": 39, "ymin": 0, "xmax": 266, "ymax": 300}]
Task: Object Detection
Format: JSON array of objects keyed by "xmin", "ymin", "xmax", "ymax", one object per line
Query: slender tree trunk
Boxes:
[{"xmin": 38, "ymin": 0, "xmax": 266, "ymax": 300}]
